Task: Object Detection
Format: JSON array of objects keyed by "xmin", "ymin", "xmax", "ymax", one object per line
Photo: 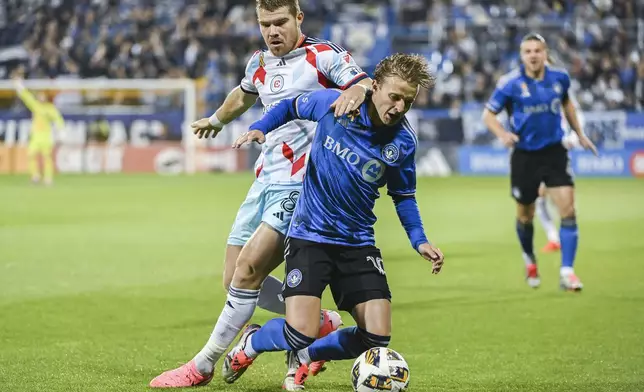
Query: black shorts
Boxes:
[
  {"xmin": 510, "ymin": 143, "xmax": 574, "ymax": 205},
  {"xmin": 282, "ymin": 237, "xmax": 391, "ymax": 312}
]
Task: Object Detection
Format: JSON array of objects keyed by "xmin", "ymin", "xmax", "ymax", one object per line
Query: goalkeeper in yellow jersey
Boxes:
[{"xmin": 13, "ymin": 78, "xmax": 65, "ymax": 185}]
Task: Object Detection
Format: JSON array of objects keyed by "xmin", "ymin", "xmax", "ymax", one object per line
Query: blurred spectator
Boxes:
[{"xmin": 0, "ymin": 0, "xmax": 641, "ymax": 111}]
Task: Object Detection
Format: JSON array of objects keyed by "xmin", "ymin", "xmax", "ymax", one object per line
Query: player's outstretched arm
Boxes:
[
  {"xmin": 13, "ymin": 78, "xmax": 41, "ymax": 113},
  {"xmin": 330, "ymin": 79, "xmax": 371, "ymax": 117},
  {"xmin": 390, "ymin": 193, "xmax": 444, "ymax": 274},
  {"xmin": 192, "ymin": 86, "xmax": 258, "ymax": 139},
  {"xmin": 233, "ymin": 90, "xmax": 340, "ymax": 148},
  {"xmin": 562, "ymin": 98, "xmax": 597, "ymax": 156}
]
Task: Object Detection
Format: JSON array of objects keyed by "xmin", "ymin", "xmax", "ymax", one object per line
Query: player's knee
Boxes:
[
  {"xmin": 232, "ymin": 261, "xmax": 264, "ymax": 289},
  {"xmin": 222, "ymin": 275, "xmax": 232, "ymax": 292},
  {"xmin": 516, "ymin": 202, "xmax": 535, "ymax": 222},
  {"xmin": 283, "ymin": 321, "xmax": 316, "ymax": 351},
  {"xmin": 358, "ymin": 327, "xmax": 391, "ymax": 349},
  {"xmin": 560, "ymin": 206, "xmax": 576, "ymax": 220}
]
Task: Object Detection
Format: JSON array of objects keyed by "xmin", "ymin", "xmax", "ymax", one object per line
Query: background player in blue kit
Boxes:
[
  {"xmin": 482, "ymin": 33, "xmax": 598, "ymax": 291},
  {"xmin": 220, "ymin": 53, "xmax": 445, "ymax": 389}
]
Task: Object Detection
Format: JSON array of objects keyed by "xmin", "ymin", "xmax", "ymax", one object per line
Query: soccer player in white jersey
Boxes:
[
  {"xmin": 535, "ymin": 58, "xmax": 585, "ymax": 253},
  {"xmin": 149, "ymin": 0, "xmax": 372, "ymax": 389}
]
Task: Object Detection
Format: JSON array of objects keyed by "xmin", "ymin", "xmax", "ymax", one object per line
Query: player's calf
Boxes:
[
  {"xmin": 222, "ymin": 319, "xmax": 316, "ymax": 384},
  {"xmin": 298, "ymin": 326, "xmax": 391, "ymax": 365}
]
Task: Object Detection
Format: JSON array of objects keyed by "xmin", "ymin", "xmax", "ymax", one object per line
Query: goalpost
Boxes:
[{"xmin": 0, "ymin": 78, "xmax": 198, "ymax": 174}]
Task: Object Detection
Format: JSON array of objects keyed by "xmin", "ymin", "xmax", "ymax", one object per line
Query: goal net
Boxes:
[{"xmin": 0, "ymin": 78, "xmax": 256, "ymax": 175}]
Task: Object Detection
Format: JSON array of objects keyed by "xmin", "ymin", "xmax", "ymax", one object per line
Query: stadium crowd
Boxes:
[{"xmin": 0, "ymin": 0, "xmax": 642, "ymax": 111}]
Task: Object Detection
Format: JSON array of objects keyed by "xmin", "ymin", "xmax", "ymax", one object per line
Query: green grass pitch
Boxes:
[{"xmin": 1, "ymin": 174, "xmax": 643, "ymax": 392}]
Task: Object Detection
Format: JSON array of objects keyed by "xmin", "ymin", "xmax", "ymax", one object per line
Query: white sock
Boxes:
[
  {"xmin": 560, "ymin": 266, "xmax": 574, "ymax": 276},
  {"xmin": 535, "ymin": 197, "xmax": 559, "ymax": 243},
  {"xmin": 297, "ymin": 348, "xmax": 312, "ymax": 365},
  {"xmin": 257, "ymin": 275, "xmax": 286, "ymax": 315},
  {"xmin": 193, "ymin": 285, "xmax": 259, "ymax": 375},
  {"xmin": 242, "ymin": 336, "xmax": 259, "ymax": 358}
]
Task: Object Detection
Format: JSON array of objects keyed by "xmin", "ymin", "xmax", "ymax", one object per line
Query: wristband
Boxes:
[
  {"xmin": 208, "ymin": 113, "xmax": 224, "ymax": 128},
  {"xmin": 354, "ymin": 83, "xmax": 372, "ymax": 96}
]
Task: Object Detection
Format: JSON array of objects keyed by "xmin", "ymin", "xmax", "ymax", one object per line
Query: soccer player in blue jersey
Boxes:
[
  {"xmin": 482, "ymin": 34, "xmax": 597, "ymax": 291},
  {"xmin": 221, "ymin": 53, "xmax": 444, "ymax": 390}
]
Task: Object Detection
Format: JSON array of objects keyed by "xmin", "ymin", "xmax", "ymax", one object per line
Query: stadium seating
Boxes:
[{"xmin": 0, "ymin": 0, "xmax": 641, "ymax": 111}]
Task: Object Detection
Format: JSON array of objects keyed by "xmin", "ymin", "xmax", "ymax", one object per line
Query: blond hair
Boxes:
[
  {"xmin": 256, "ymin": 0, "xmax": 301, "ymax": 16},
  {"xmin": 373, "ymin": 53, "xmax": 435, "ymax": 89}
]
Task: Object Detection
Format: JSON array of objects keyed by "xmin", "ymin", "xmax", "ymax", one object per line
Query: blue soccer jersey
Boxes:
[
  {"xmin": 249, "ymin": 89, "xmax": 428, "ymax": 249},
  {"xmin": 486, "ymin": 64, "xmax": 571, "ymax": 151}
]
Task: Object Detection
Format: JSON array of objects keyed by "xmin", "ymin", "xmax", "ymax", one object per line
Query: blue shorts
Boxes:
[{"xmin": 227, "ymin": 181, "xmax": 301, "ymax": 246}]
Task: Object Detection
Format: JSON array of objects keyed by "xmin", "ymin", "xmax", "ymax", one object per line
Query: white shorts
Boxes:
[{"xmin": 227, "ymin": 181, "xmax": 301, "ymax": 246}]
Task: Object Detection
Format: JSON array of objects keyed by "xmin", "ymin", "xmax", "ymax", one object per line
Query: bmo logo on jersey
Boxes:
[{"xmin": 323, "ymin": 135, "xmax": 385, "ymax": 182}]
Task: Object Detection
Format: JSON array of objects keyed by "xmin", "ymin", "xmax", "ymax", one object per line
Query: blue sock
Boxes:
[
  {"xmin": 560, "ymin": 217, "xmax": 578, "ymax": 268},
  {"xmin": 246, "ymin": 318, "xmax": 315, "ymax": 356},
  {"xmin": 516, "ymin": 220, "xmax": 535, "ymax": 261},
  {"xmin": 306, "ymin": 326, "xmax": 390, "ymax": 362}
]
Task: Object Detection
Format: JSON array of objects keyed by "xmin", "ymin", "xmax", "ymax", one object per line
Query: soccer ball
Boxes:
[{"xmin": 351, "ymin": 347, "xmax": 410, "ymax": 392}]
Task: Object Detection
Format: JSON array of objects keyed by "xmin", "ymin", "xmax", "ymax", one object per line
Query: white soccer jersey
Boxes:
[{"xmin": 240, "ymin": 36, "xmax": 367, "ymax": 185}]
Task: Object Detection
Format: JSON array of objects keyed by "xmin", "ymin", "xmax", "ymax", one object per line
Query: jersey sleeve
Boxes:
[
  {"xmin": 314, "ymin": 44, "xmax": 368, "ymax": 90},
  {"xmin": 250, "ymin": 89, "xmax": 340, "ymax": 134},
  {"xmin": 294, "ymin": 89, "xmax": 341, "ymax": 121},
  {"xmin": 485, "ymin": 78, "xmax": 513, "ymax": 114},
  {"xmin": 386, "ymin": 140, "xmax": 417, "ymax": 197},
  {"xmin": 239, "ymin": 51, "xmax": 262, "ymax": 95},
  {"xmin": 17, "ymin": 88, "xmax": 43, "ymax": 113}
]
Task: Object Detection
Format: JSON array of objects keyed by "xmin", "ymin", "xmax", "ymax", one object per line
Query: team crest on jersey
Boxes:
[
  {"xmin": 286, "ymin": 269, "xmax": 302, "ymax": 288},
  {"xmin": 520, "ymin": 82, "xmax": 531, "ymax": 97},
  {"xmin": 270, "ymin": 75, "xmax": 285, "ymax": 92},
  {"xmin": 382, "ymin": 144, "xmax": 400, "ymax": 163},
  {"xmin": 553, "ymin": 82, "xmax": 562, "ymax": 94}
]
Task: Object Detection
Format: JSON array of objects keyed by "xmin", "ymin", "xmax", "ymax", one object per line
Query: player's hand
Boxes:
[
  {"xmin": 578, "ymin": 134, "xmax": 598, "ymax": 156},
  {"xmin": 418, "ymin": 243, "xmax": 444, "ymax": 274},
  {"xmin": 499, "ymin": 132, "xmax": 519, "ymax": 148},
  {"xmin": 12, "ymin": 77, "xmax": 24, "ymax": 91},
  {"xmin": 191, "ymin": 118, "xmax": 223, "ymax": 139},
  {"xmin": 232, "ymin": 130, "xmax": 265, "ymax": 149},
  {"xmin": 330, "ymin": 84, "xmax": 368, "ymax": 117}
]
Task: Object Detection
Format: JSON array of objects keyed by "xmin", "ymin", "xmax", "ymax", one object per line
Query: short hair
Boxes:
[
  {"xmin": 522, "ymin": 33, "xmax": 547, "ymax": 46},
  {"xmin": 373, "ymin": 53, "xmax": 435, "ymax": 89},
  {"xmin": 256, "ymin": 0, "xmax": 300, "ymax": 17}
]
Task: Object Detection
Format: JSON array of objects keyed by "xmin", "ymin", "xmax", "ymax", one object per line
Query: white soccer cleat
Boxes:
[
  {"xmin": 526, "ymin": 263, "xmax": 541, "ymax": 288},
  {"xmin": 560, "ymin": 272, "xmax": 583, "ymax": 292},
  {"xmin": 282, "ymin": 351, "xmax": 308, "ymax": 391},
  {"xmin": 221, "ymin": 324, "xmax": 260, "ymax": 384}
]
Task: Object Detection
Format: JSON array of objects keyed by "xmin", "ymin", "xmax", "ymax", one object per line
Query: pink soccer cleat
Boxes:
[
  {"xmin": 308, "ymin": 310, "xmax": 343, "ymax": 376},
  {"xmin": 541, "ymin": 241, "xmax": 561, "ymax": 253},
  {"xmin": 149, "ymin": 360, "xmax": 213, "ymax": 388}
]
